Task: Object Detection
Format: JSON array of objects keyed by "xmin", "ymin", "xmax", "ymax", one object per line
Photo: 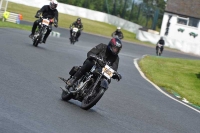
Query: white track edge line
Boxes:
[{"xmin": 133, "ymin": 57, "xmax": 200, "ymax": 114}]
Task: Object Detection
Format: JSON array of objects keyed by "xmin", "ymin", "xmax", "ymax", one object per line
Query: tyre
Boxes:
[
  {"xmin": 61, "ymin": 86, "xmax": 73, "ymax": 101},
  {"xmin": 61, "ymin": 90, "xmax": 72, "ymax": 101},
  {"xmin": 81, "ymin": 87, "xmax": 105, "ymax": 110},
  {"xmin": 33, "ymin": 37, "xmax": 39, "ymax": 47}
]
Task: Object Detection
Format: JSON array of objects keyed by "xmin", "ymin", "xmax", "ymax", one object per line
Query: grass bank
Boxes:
[
  {"xmin": 139, "ymin": 56, "xmax": 200, "ymax": 106},
  {"xmin": 7, "ymin": 2, "xmax": 153, "ymax": 45},
  {"xmin": 0, "ymin": 21, "xmax": 31, "ymax": 30}
]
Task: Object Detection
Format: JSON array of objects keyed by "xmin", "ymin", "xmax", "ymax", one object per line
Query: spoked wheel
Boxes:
[
  {"xmin": 81, "ymin": 87, "xmax": 105, "ymax": 110},
  {"xmin": 33, "ymin": 37, "xmax": 40, "ymax": 47}
]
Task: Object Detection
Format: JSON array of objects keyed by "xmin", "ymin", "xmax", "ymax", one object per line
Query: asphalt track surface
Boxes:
[{"xmin": 0, "ymin": 27, "xmax": 200, "ymax": 133}]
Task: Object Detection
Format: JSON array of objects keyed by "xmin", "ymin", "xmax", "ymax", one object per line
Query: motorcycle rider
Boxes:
[
  {"xmin": 65, "ymin": 37, "xmax": 122, "ymax": 88},
  {"xmin": 156, "ymin": 37, "xmax": 165, "ymax": 54},
  {"xmin": 69, "ymin": 18, "xmax": 83, "ymax": 41},
  {"xmin": 111, "ymin": 27, "xmax": 124, "ymax": 40},
  {"xmin": 29, "ymin": 0, "xmax": 59, "ymax": 43}
]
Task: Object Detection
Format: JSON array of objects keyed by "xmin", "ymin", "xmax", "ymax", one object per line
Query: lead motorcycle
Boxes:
[
  {"xmin": 69, "ymin": 27, "xmax": 79, "ymax": 45},
  {"xmin": 32, "ymin": 17, "xmax": 54, "ymax": 47},
  {"xmin": 59, "ymin": 57, "xmax": 121, "ymax": 110}
]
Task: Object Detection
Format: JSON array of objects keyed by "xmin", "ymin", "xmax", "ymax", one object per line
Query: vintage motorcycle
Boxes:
[
  {"xmin": 59, "ymin": 57, "xmax": 121, "ymax": 110},
  {"xmin": 32, "ymin": 17, "xmax": 54, "ymax": 47},
  {"xmin": 70, "ymin": 27, "xmax": 79, "ymax": 45},
  {"xmin": 156, "ymin": 44, "xmax": 163, "ymax": 56}
]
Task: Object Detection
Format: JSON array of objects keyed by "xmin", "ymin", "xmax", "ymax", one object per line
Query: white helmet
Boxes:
[
  {"xmin": 117, "ymin": 27, "xmax": 121, "ymax": 30},
  {"xmin": 50, "ymin": 0, "xmax": 58, "ymax": 10}
]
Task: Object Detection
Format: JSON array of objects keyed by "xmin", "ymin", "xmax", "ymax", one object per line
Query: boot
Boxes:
[{"xmin": 29, "ymin": 34, "xmax": 34, "ymax": 39}]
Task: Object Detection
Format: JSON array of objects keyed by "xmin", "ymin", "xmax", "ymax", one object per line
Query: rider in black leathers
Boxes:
[
  {"xmin": 66, "ymin": 37, "xmax": 122, "ymax": 87},
  {"xmin": 70, "ymin": 18, "xmax": 83, "ymax": 41},
  {"xmin": 29, "ymin": 0, "xmax": 59, "ymax": 43},
  {"xmin": 156, "ymin": 37, "xmax": 165, "ymax": 53},
  {"xmin": 112, "ymin": 27, "xmax": 124, "ymax": 40}
]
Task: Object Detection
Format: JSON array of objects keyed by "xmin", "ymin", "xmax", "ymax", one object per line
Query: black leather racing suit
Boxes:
[
  {"xmin": 73, "ymin": 43, "xmax": 119, "ymax": 80},
  {"xmin": 70, "ymin": 21, "xmax": 83, "ymax": 40},
  {"xmin": 156, "ymin": 39, "xmax": 165, "ymax": 52},
  {"xmin": 112, "ymin": 30, "xmax": 124, "ymax": 39},
  {"xmin": 31, "ymin": 5, "xmax": 59, "ymax": 42}
]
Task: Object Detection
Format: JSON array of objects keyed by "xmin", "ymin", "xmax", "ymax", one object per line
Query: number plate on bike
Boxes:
[
  {"xmin": 102, "ymin": 65, "xmax": 114, "ymax": 79},
  {"xmin": 73, "ymin": 28, "xmax": 79, "ymax": 32},
  {"xmin": 42, "ymin": 19, "xmax": 50, "ymax": 26}
]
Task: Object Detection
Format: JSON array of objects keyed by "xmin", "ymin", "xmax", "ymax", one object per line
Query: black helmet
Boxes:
[
  {"xmin": 77, "ymin": 18, "xmax": 81, "ymax": 23},
  {"xmin": 107, "ymin": 37, "xmax": 122, "ymax": 55}
]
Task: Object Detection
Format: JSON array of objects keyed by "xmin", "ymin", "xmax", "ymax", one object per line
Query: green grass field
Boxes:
[
  {"xmin": 139, "ymin": 56, "xmax": 200, "ymax": 106},
  {"xmin": 0, "ymin": 21, "xmax": 31, "ymax": 30},
  {"xmin": 6, "ymin": 2, "xmax": 154, "ymax": 45}
]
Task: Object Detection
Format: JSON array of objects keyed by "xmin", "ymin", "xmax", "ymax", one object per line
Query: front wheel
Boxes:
[
  {"xmin": 81, "ymin": 87, "xmax": 105, "ymax": 110},
  {"xmin": 33, "ymin": 37, "xmax": 40, "ymax": 47},
  {"xmin": 61, "ymin": 86, "xmax": 73, "ymax": 101},
  {"xmin": 33, "ymin": 32, "xmax": 42, "ymax": 47}
]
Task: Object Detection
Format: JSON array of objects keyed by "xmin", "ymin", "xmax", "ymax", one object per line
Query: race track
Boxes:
[{"xmin": 0, "ymin": 28, "xmax": 200, "ymax": 133}]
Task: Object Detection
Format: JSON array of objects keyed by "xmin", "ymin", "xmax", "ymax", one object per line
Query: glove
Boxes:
[
  {"xmin": 112, "ymin": 73, "xmax": 122, "ymax": 81},
  {"xmin": 35, "ymin": 15, "xmax": 39, "ymax": 18},
  {"xmin": 35, "ymin": 12, "xmax": 40, "ymax": 18},
  {"xmin": 54, "ymin": 23, "xmax": 58, "ymax": 27}
]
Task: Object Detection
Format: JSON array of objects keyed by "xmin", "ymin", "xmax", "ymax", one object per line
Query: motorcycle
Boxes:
[
  {"xmin": 70, "ymin": 27, "xmax": 79, "ymax": 45},
  {"xmin": 59, "ymin": 57, "xmax": 120, "ymax": 110},
  {"xmin": 156, "ymin": 44, "xmax": 163, "ymax": 56},
  {"xmin": 32, "ymin": 17, "xmax": 54, "ymax": 47}
]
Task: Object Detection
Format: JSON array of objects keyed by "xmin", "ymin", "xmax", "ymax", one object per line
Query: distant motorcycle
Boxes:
[
  {"xmin": 59, "ymin": 57, "xmax": 121, "ymax": 110},
  {"xmin": 156, "ymin": 44, "xmax": 163, "ymax": 56},
  {"xmin": 70, "ymin": 27, "xmax": 79, "ymax": 45},
  {"xmin": 32, "ymin": 17, "xmax": 54, "ymax": 47}
]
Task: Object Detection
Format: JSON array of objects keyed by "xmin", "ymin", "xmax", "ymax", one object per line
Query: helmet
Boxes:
[
  {"xmin": 117, "ymin": 27, "xmax": 121, "ymax": 32},
  {"xmin": 117, "ymin": 27, "xmax": 121, "ymax": 30},
  {"xmin": 50, "ymin": 0, "xmax": 58, "ymax": 10},
  {"xmin": 77, "ymin": 18, "xmax": 81, "ymax": 24},
  {"xmin": 107, "ymin": 37, "xmax": 122, "ymax": 55}
]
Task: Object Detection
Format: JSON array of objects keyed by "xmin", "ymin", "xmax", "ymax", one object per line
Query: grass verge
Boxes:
[
  {"xmin": 0, "ymin": 20, "xmax": 31, "ymax": 30},
  {"xmin": 7, "ymin": 2, "xmax": 154, "ymax": 45},
  {"xmin": 139, "ymin": 56, "xmax": 200, "ymax": 106}
]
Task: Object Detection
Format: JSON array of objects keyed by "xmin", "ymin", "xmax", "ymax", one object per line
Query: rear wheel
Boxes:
[{"xmin": 81, "ymin": 87, "xmax": 105, "ymax": 110}]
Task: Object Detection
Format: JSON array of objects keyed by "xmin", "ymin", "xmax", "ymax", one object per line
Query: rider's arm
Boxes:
[
  {"xmin": 35, "ymin": 5, "xmax": 47, "ymax": 17},
  {"xmin": 70, "ymin": 22, "xmax": 75, "ymax": 28},
  {"xmin": 87, "ymin": 43, "xmax": 104, "ymax": 58},
  {"xmin": 121, "ymin": 32, "xmax": 124, "ymax": 39},
  {"xmin": 54, "ymin": 10, "xmax": 58, "ymax": 24},
  {"xmin": 111, "ymin": 31, "xmax": 116, "ymax": 37},
  {"xmin": 112, "ymin": 56, "xmax": 119, "ymax": 71},
  {"xmin": 79, "ymin": 24, "xmax": 83, "ymax": 31}
]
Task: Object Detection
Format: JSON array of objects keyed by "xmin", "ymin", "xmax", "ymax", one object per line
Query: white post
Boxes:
[
  {"xmin": 5, "ymin": 0, "xmax": 8, "ymax": 12},
  {"xmin": 0, "ymin": 0, "xmax": 3, "ymax": 10}
]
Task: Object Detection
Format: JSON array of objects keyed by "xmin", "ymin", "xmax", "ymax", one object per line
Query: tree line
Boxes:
[{"xmin": 57, "ymin": 0, "xmax": 167, "ymax": 30}]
